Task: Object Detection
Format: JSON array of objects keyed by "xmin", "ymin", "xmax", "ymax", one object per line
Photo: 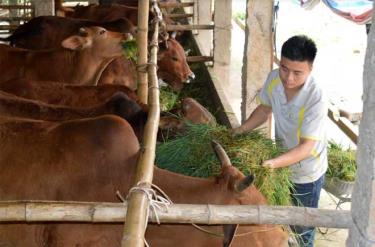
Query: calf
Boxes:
[
  {"xmin": 0, "ymin": 26, "xmax": 131, "ymax": 85},
  {"xmin": 2, "ymin": 15, "xmax": 136, "ymax": 49},
  {"xmin": 0, "ymin": 116, "xmax": 288, "ymax": 246}
]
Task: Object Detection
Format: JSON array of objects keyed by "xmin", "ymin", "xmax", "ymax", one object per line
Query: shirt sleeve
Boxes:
[
  {"xmin": 257, "ymin": 73, "xmax": 273, "ymax": 107},
  {"xmin": 300, "ymin": 94, "xmax": 328, "ymax": 141}
]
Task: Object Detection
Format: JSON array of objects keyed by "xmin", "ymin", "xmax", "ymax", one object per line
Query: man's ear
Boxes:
[{"xmin": 61, "ymin": 36, "xmax": 91, "ymax": 50}]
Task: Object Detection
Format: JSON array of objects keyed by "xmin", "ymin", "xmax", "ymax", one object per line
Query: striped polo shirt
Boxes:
[{"xmin": 258, "ymin": 69, "xmax": 328, "ymax": 184}]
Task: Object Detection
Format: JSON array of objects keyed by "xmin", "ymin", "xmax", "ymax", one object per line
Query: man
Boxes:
[{"xmin": 232, "ymin": 35, "xmax": 327, "ymax": 247}]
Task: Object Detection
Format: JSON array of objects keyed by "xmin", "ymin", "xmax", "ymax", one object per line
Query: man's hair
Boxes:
[{"xmin": 281, "ymin": 35, "xmax": 317, "ymax": 63}]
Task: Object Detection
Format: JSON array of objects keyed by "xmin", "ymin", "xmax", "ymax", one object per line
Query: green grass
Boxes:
[
  {"xmin": 156, "ymin": 124, "xmax": 293, "ymax": 206},
  {"xmin": 326, "ymin": 141, "xmax": 356, "ymax": 182}
]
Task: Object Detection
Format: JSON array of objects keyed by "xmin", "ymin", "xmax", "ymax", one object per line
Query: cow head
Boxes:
[
  {"xmin": 157, "ymin": 38, "xmax": 195, "ymax": 92},
  {"xmin": 61, "ymin": 26, "xmax": 133, "ymax": 58},
  {"xmin": 211, "ymin": 140, "xmax": 256, "ymax": 247}
]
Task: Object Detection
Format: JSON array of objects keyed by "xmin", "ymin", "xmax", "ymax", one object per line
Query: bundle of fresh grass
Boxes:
[
  {"xmin": 327, "ymin": 141, "xmax": 356, "ymax": 182},
  {"xmin": 122, "ymin": 39, "xmax": 138, "ymax": 62},
  {"xmin": 156, "ymin": 124, "xmax": 293, "ymax": 206},
  {"xmin": 160, "ymin": 86, "xmax": 180, "ymax": 111}
]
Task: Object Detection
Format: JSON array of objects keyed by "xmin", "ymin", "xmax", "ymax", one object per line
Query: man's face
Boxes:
[{"xmin": 279, "ymin": 56, "xmax": 312, "ymax": 91}]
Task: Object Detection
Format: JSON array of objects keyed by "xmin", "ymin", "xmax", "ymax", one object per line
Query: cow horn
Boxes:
[
  {"xmin": 211, "ymin": 140, "xmax": 232, "ymax": 167},
  {"xmin": 235, "ymin": 174, "xmax": 255, "ymax": 192}
]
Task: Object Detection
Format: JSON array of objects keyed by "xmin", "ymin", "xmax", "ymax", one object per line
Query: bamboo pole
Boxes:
[
  {"xmin": 0, "ymin": 201, "xmax": 352, "ymax": 229},
  {"xmin": 136, "ymin": 0, "xmax": 149, "ymax": 104},
  {"xmin": 121, "ymin": 5, "xmax": 161, "ymax": 247}
]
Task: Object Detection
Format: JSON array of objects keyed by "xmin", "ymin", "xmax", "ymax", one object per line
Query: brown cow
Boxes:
[
  {"xmin": 0, "ymin": 26, "xmax": 131, "ymax": 85},
  {"xmin": 69, "ymin": 3, "xmax": 141, "ymax": 24},
  {"xmin": 0, "ymin": 90, "xmax": 145, "ymax": 122},
  {"xmin": 2, "ymin": 16, "xmax": 136, "ymax": 49},
  {"xmin": 0, "ymin": 116, "xmax": 288, "ymax": 246},
  {"xmin": 0, "ymin": 79, "xmax": 140, "ymax": 107}
]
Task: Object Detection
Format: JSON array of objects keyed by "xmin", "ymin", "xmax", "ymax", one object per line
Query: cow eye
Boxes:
[
  {"xmin": 172, "ymin": 56, "xmax": 178, "ymax": 61},
  {"xmin": 99, "ymin": 29, "xmax": 106, "ymax": 35}
]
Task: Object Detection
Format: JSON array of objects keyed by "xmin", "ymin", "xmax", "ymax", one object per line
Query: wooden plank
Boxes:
[
  {"xmin": 213, "ymin": 0, "xmax": 232, "ymax": 86},
  {"xmin": 0, "ymin": 5, "xmax": 33, "ymax": 9},
  {"xmin": 186, "ymin": 55, "xmax": 213, "ymax": 63},
  {"xmin": 166, "ymin": 13, "xmax": 193, "ymax": 18},
  {"xmin": 241, "ymin": 0, "xmax": 274, "ymax": 135},
  {"xmin": 0, "ymin": 17, "xmax": 32, "ymax": 21},
  {"xmin": 0, "ymin": 201, "xmax": 352, "ymax": 229},
  {"xmin": 166, "ymin": 24, "xmax": 214, "ymax": 31},
  {"xmin": 328, "ymin": 106, "xmax": 358, "ymax": 144},
  {"xmin": 159, "ymin": 2, "xmax": 194, "ymax": 8}
]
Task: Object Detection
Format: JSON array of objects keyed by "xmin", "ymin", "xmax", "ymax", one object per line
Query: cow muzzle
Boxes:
[{"xmin": 185, "ymin": 72, "xmax": 195, "ymax": 84}]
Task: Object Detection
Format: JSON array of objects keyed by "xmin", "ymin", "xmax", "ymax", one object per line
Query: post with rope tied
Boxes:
[{"xmin": 122, "ymin": 1, "xmax": 162, "ymax": 246}]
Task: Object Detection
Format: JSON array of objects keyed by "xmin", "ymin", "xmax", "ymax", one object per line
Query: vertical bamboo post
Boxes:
[
  {"xmin": 241, "ymin": 0, "xmax": 273, "ymax": 136},
  {"xmin": 32, "ymin": 0, "xmax": 54, "ymax": 16},
  {"xmin": 136, "ymin": 0, "xmax": 150, "ymax": 105},
  {"xmin": 122, "ymin": 7, "xmax": 160, "ymax": 247},
  {"xmin": 213, "ymin": 0, "xmax": 232, "ymax": 85},
  {"xmin": 347, "ymin": 2, "xmax": 375, "ymax": 245}
]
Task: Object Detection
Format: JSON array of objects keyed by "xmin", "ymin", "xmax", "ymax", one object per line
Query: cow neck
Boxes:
[
  {"xmin": 152, "ymin": 167, "xmax": 230, "ymax": 204},
  {"xmin": 63, "ymin": 49, "xmax": 119, "ymax": 86}
]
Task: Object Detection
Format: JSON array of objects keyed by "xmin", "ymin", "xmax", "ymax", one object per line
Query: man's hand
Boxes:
[
  {"xmin": 262, "ymin": 159, "xmax": 276, "ymax": 169},
  {"xmin": 230, "ymin": 127, "xmax": 243, "ymax": 137}
]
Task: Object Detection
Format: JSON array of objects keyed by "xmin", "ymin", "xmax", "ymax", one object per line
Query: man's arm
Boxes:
[
  {"xmin": 232, "ymin": 104, "xmax": 272, "ymax": 135},
  {"xmin": 263, "ymin": 138, "xmax": 316, "ymax": 169}
]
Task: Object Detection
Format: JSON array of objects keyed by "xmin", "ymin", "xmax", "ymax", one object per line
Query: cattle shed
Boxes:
[{"xmin": 0, "ymin": 0, "xmax": 374, "ymax": 246}]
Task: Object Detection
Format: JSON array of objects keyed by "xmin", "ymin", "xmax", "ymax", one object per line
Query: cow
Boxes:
[
  {"xmin": 0, "ymin": 116, "xmax": 288, "ymax": 246},
  {"xmin": 0, "ymin": 16, "xmax": 136, "ymax": 49},
  {"xmin": 69, "ymin": 3, "xmax": 142, "ymax": 25},
  {"xmin": 0, "ymin": 79, "xmax": 140, "ymax": 107},
  {"xmin": 3, "ymin": 19, "xmax": 193, "ymax": 90},
  {"xmin": 0, "ymin": 90, "xmax": 145, "ymax": 122},
  {"xmin": 0, "ymin": 26, "xmax": 132, "ymax": 85}
]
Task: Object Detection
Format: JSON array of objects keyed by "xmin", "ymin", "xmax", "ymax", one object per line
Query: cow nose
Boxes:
[
  {"xmin": 185, "ymin": 72, "xmax": 195, "ymax": 83},
  {"xmin": 123, "ymin": 33, "xmax": 133, "ymax": 41}
]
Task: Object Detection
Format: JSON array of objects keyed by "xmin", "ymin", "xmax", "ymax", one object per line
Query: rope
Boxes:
[
  {"xmin": 136, "ymin": 62, "xmax": 158, "ymax": 73},
  {"xmin": 117, "ymin": 182, "xmax": 172, "ymax": 247}
]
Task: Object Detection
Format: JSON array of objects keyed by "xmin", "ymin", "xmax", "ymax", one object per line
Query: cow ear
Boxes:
[
  {"xmin": 61, "ymin": 36, "xmax": 90, "ymax": 50},
  {"xmin": 223, "ymin": 224, "xmax": 238, "ymax": 247}
]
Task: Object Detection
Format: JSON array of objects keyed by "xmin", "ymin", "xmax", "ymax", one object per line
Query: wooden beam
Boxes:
[
  {"xmin": 166, "ymin": 24, "xmax": 214, "ymax": 31},
  {"xmin": 241, "ymin": 0, "xmax": 274, "ymax": 135},
  {"xmin": 347, "ymin": 2, "xmax": 375, "ymax": 244},
  {"xmin": 158, "ymin": 2, "xmax": 194, "ymax": 8},
  {"xmin": 213, "ymin": 0, "xmax": 232, "ymax": 86},
  {"xmin": 0, "ymin": 201, "xmax": 352, "ymax": 229},
  {"xmin": 0, "ymin": 5, "xmax": 33, "ymax": 9},
  {"xmin": 328, "ymin": 106, "xmax": 358, "ymax": 144},
  {"xmin": 165, "ymin": 13, "xmax": 193, "ymax": 18},
  {"xmin": 186, "ymin": 56, "xmax": 213, "ymax": 63}
]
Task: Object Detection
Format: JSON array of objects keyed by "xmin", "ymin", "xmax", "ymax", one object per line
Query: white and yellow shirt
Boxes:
[{"xmin": 258, "ymin": 69, "xmax": 328, "ymax": 184}]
